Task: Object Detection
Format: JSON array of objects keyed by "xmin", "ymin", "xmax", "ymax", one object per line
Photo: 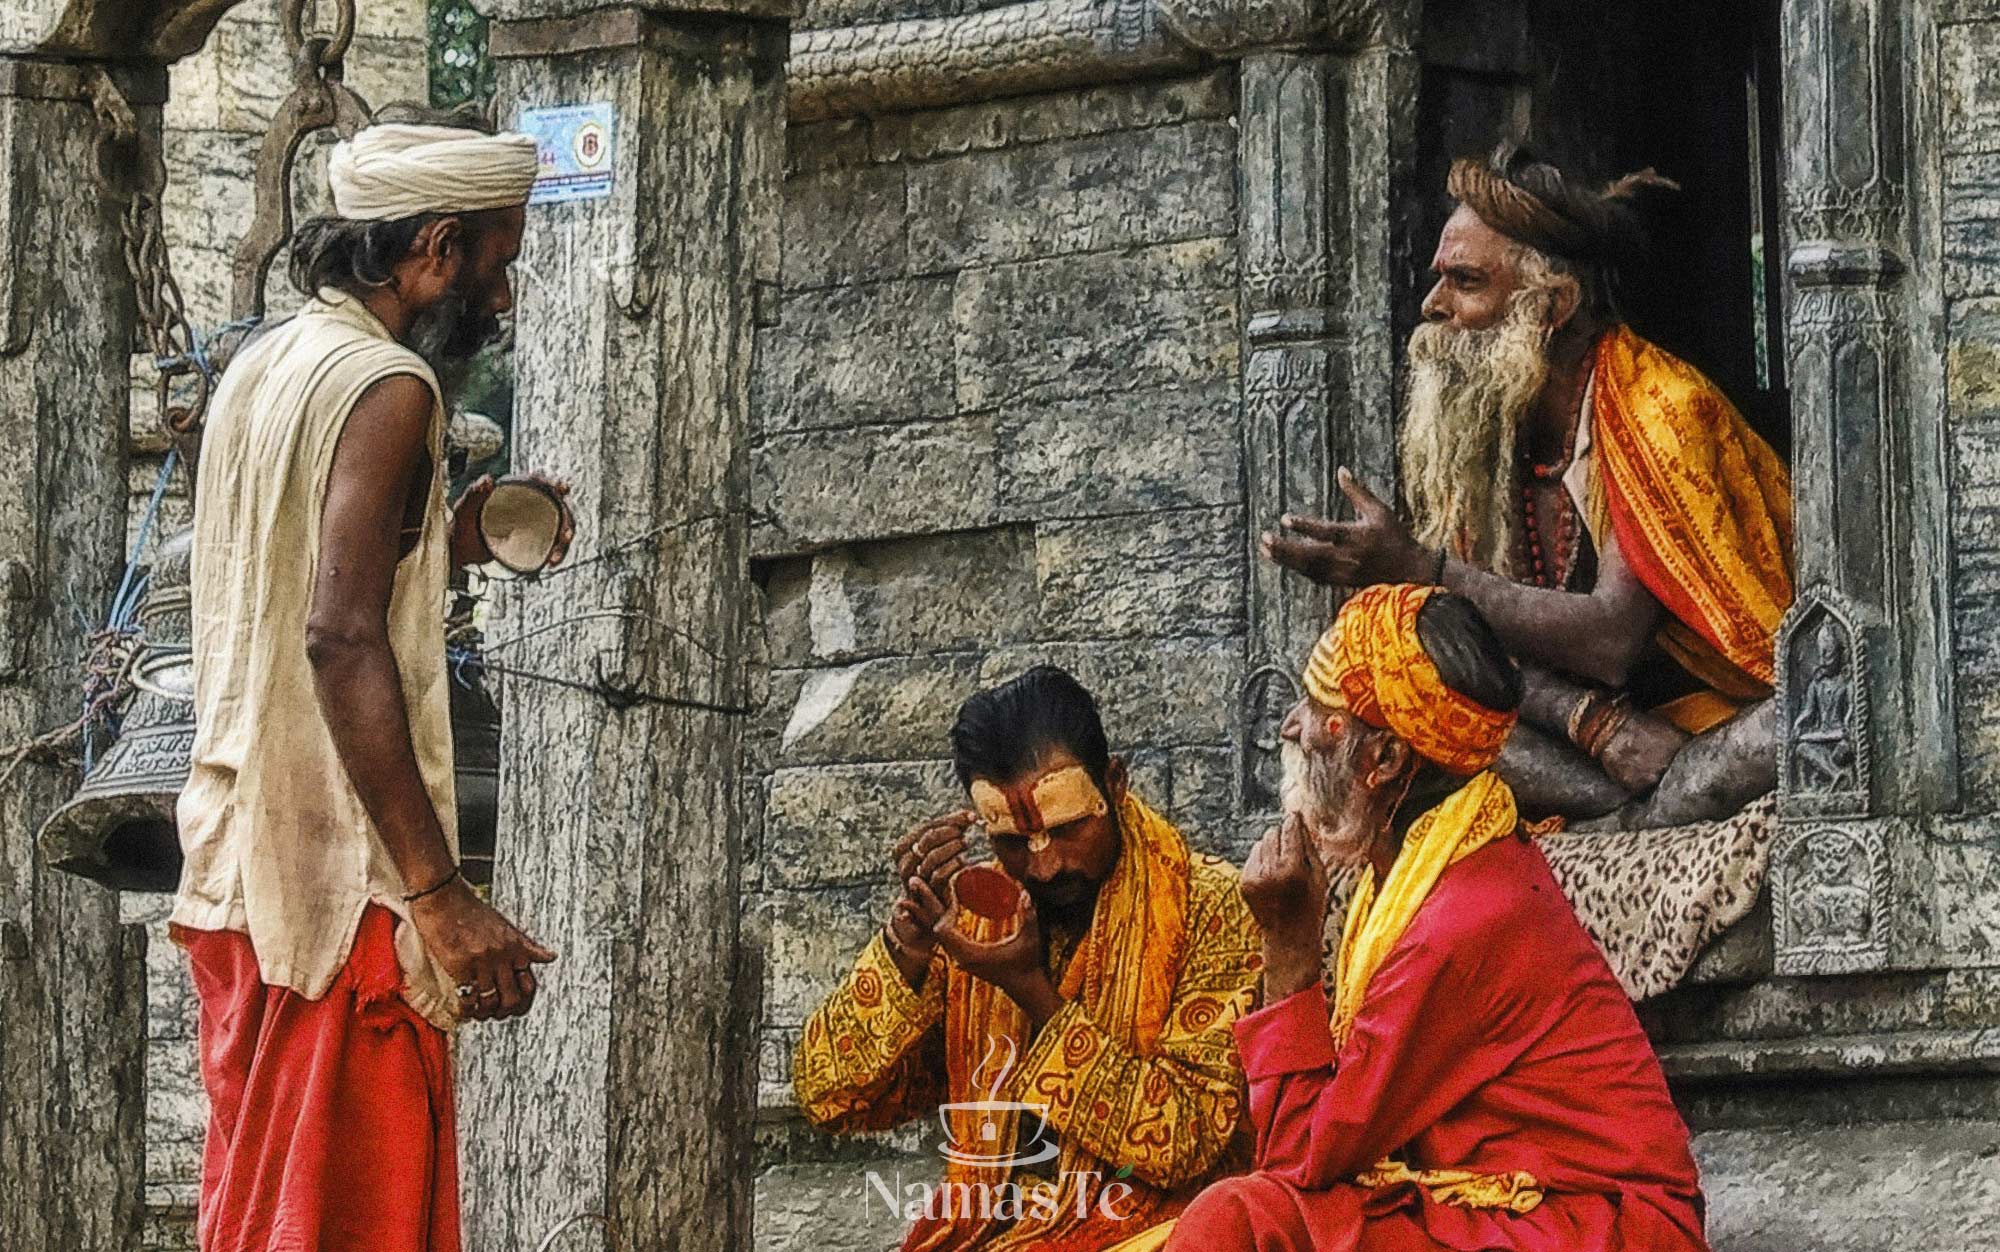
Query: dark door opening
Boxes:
[{"xmin": 1412, "ymin": 0, "xmax": 1790, "ymax": 458}]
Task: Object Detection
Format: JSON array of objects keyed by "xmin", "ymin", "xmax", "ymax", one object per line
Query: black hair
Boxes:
[
  {"xmin": 287, "ymin": 104, "xmax": 505, "ymax": 300},
  {"xmin": 1414, "ymin": 592, "xmax": 1523, "ymax": 714},
  {"xmin": 950, "ymin": 666, "xmax": 1112, "ymax": 791}
]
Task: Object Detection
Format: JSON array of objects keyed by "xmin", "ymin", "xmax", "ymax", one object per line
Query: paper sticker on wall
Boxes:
[{"xmin": 521, "ymin": 103, "xmax": 616, "ymax": 205}]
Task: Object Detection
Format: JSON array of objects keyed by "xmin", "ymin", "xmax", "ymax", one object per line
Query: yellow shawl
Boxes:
[
  {"xmin": 1337, "ymin": 771, "xmax": 1544, "ymax": 1214},
  {"xmin": 1591, "ymin": 326, "xmax": 1794, "ymax": 731},
  {"xmin": 920, "ymin": 792, "xmax": 1192, "ymax": 1251}
]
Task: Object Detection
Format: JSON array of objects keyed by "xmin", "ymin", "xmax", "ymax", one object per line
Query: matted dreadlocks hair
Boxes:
[{"xmin": 1445, "ymin": 141, "xmax": 1678, "ymax": 323}]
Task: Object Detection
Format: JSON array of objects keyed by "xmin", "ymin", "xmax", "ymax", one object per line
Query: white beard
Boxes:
[
  {"xmin": 1278, "ymin": 740, "xmax": 1321, "ymax": 832},
  {"xmin": 1398, "ymin": 289, "xmax": 1554, "ymax": 577}
]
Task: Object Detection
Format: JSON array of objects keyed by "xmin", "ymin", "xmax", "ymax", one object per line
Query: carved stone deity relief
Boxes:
[
  {"xmin": 1770, "ymin": 820, "xmax": 1891, "ymax": 976},
  {"xmin": 1237, "ymin": 664, "xmax": 1301, "ymax": 816},
  {"xmin": 1775, "ymin": 586, "xmax": 1871, "ymax": 818}
]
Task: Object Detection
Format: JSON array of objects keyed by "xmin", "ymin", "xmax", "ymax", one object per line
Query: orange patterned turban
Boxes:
[{"xmin": 1302, "ymin": 584, "xmax": 1516, "ymax": 775}]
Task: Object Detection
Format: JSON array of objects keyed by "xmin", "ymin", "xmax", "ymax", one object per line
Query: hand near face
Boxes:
[
  {"xmin": 1261, "ymin": 467, "xmax": 1433, "ymax": 589},
  {"xmin": 884, "ymin": 812, "xmax": 974, "ymax": 965},
  {"xmin": 930, "ymin": 876, "xmax": 1044, "ymax": 987},
  {"xmin": 1239, "ymin": 813, "xmax": 1331, "ymax": 1000}
]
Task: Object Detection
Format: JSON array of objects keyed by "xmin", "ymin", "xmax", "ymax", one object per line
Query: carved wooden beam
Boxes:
[
  {"xmin": 787, "ymin": 0, "xmax": 1410, "ymax": 122},
  {"xmin": 790, "ymin": 0, "xmax": 1198, "ymax": 122}
]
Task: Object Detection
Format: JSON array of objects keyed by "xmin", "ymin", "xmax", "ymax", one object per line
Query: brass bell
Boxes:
[
  {"xmin": 38, "ymin": 529, "xmax": 197, "ymax": 892},
  {"xmin": 38, "ymin": 527, "xmax": 506, "ymax": 893}
]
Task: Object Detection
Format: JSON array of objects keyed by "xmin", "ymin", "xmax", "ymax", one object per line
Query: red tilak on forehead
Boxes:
[
  {"xmin": 969, "ymin": 765, "xmax": 1107, "ymax": 839},
  {"xmin": 1002, "ymin": 780, "xmax": 1040, "ymax": 833}
]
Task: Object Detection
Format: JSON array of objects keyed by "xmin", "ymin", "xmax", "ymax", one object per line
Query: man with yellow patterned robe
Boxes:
[
  {"xmin": 794, "ymin": 666, "xmax": 1263, "ymax": 1251},
  {"xmin": 1264, "ymin": 143, "xmax": 1793, "ymax": 829},
  {"xmin": 1133, "ymin": 585, "xmax": 1707, "ymax": 1252}
]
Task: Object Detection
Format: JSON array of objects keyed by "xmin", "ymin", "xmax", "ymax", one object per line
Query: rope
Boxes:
[{"xmin": 446, "ymin": 645, "xmax": 755, "ymax": 717}]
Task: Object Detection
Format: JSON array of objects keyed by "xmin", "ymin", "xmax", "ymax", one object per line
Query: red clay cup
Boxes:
[{"xmin": 954, "ymin": 864, "xmax": 1025, "ymax": 939}]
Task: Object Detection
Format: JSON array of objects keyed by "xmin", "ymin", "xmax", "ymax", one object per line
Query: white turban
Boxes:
[{"xmin": 327, "ymin": 124, "xmax": 540, "ymax": 222}]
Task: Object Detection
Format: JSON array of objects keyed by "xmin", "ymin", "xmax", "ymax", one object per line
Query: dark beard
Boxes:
[
  {"xmin": 1027, "ymin": 871, "xmax": 1099, "ymax": 926},
  {"xmin": 408, "ymin": 285, "xmax": 505, "ymax": 402}
]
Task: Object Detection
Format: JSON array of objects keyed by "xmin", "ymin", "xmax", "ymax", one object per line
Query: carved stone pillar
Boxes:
[
  {"xmin": 1771, "ymin": 0, "xmax": 1949, "ymax": 973},
  {"xmin": 457, "ymin": 4, "xmax": 790, "ymax": 1249},
  {"xmin": 1233, "ymin": 51, "xmax": 1340, "ymax": 816},
  {"xmin": 0, "ymin": 54, "xmax": 153, "ymax": 1251},
  {"xmin": 1155, "ymin": 0, "xmax": 1416, "ymax": 822}
]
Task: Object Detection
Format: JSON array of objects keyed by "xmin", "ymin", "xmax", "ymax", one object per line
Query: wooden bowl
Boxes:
[{"xmin": 480, "ymin": 477, "xmax": 565, "ymax": 575}]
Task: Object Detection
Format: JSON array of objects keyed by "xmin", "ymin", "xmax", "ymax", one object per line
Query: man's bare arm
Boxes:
[
  {"xmin": 1262, "ymin": 468, "xmax": 1665, "ymax": 687},
  {"xmin": 307, "ymin": 374, "xmax": 554, "ymax": 1021},
  {"xmin": 1440, "ymin": 525, "xmax": 1663, "ymax": 687}
]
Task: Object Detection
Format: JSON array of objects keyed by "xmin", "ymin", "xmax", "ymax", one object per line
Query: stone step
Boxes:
[{"xmin": 753, "ymin": 1123, "xmax": 2000, "ymax": 1251}]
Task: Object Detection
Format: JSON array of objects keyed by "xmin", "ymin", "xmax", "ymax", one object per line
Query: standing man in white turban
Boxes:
[{"xmin": 171, "ymin": 114, "xmax": 565, "ymax": 1252}]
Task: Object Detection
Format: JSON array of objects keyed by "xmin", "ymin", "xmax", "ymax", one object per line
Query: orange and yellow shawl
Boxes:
[
  {"xmin": 794, "ymin": 794, "xmax": 1261, "ymax": 1252},
  {"xmin": 1589, "ymin": 326, "xmax": 1794, "ymax": 731}
]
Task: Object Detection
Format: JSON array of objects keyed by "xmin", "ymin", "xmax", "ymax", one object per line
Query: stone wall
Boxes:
[
  {"xmin": 746, "ymin": 67, "xmax": 1243, "ymax": 1130},
  {"xmin": 1948, "ymin": 6, "xmax": 2000, "ymax": 822},
  {"xmin": 123, "ymin": 5, "xmax": 428, "ymax": 1248}
]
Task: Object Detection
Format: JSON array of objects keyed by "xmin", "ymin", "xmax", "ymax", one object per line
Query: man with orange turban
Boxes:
[
  {"xmin": 1263, "ymin": 143, "xmax": 1792, "ymax": 830},
  {"xmin": 1133, "ymin": 585, "xmax": 1707, "ymax": 1252},
  {"xmin": 794, "ymin": 666, "xmax": 1263, "ymax": 1251}
]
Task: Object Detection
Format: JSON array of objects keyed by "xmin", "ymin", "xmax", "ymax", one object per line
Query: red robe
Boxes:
[
  {"xmin": 1167, "ymin": 834, "xmax": 1706, "ymax": 1252},
  {"xmin": 178, "ymin": 904, "xmax": 462, "ymax": 1252}
]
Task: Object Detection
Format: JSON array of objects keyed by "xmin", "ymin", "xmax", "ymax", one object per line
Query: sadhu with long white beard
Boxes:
[
  {"xmin": 1264, "ymin": 144, "xmax": 1793, "ymax": 829},
  {"xmin": 1122, "ymin": 584, "xmax": 1707, "ymax": 1252}
]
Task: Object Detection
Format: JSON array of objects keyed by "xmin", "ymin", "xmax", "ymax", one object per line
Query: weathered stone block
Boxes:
[
  {"xmin": 786, "ymin": 117, "xmax": 875, "ymax": 175},
  {"xmin": 1947, "ymin": 154, "xmax": 2000, "ymax": 219},
  {"xmin": 998, "ymin": 381, "xmax": 1241, "ymax": 517},
  {"xmin": 164, "ymin": 129, "xmax": 257, "ymax": 257},
  {"xmin": 762, "ymin": 526, "xmax": 1037, "ymax": 667},
  {"xmin": 215, "ymin": 28, "xmax": 427, "ymax": 133},
  {"xmin": 1167, "ymin": 745, "xmax": 1239, "ymax": 854},
  {"xmin": 1944, "ymin": 21, "xmax": 2000, "ymax": 155},
  {"xmin": 765, "ymin": 760, "xmax": 962, "ymax": 889},
  {"xmin": 147, "ymin": 1134, "xmax": 203, "ymax": 1190},
  {"xmin": 754, "ymin": 277, "xmax": 952, "ymax": 432},
  {"xmin": 765, "ymin": 653, "xmax": 986, "ymax": 767},
  {"xmin": 782, "ymin": 161, "xmax": 910, "ymax": 289},
  {"xmin": 164, "ymin": 46, "xmax": 223, "ymax": 132},
  {"xmin": 145, "ymin": 1033, "xmax": 206, "ymax": 1150},
  {"xmin": 797, "ymin": 0, "xmax": 981, "ymax": 32},
  {"xmin": 1948, "ymin": 220, "xmax": 2000, "ymax": 301},
  {"xmin": 1949, "ymin": 298, "xmax": 2000, "ymax": 419},
  {"xmin": 907, "ymin": 121, "xmax": 1236, "ymax": 271},
  {"xmin": 1696, "ymin": 1120, "xmax": 2000, "ymax": 1252},
  {"xmin": 1121, "ymin": 747, "xmax": 1172, "ymax": 816},
  {"xmin": 953, "ymin": 237, "xmax": 1237, "ymax": 410},
  {"xmin": 758, "ymin": 1025, "xmax": 800, "ymax": 1109},
  {"xmin": 756, "ymin": 1158, "xmax": 914, "ymax": 1252},
  {"xmin": 351, "ymin": 0, "xmax": 430, "ymax": 39},
  {"xmin": 1035, "ymin": 504, "xmax": 1242, "ymax": 640},
  {"xmin": 1931, "ymin": 840, "xmax": 2000, "ymax": 964},
  {"xmin": 761, "ymin": 884, "xmax": 893, "ymax": 1027},
  {"xmin": 754, "ymin": 414, "xmax": 1000, "ymax": 553},
  {"xmin": 976, "ymin": 638, "xmax": 1239, "ymax": 748},
  {"xmin": 875, "ymin": 73, "xmax": 1235, "ymax": 164}
]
